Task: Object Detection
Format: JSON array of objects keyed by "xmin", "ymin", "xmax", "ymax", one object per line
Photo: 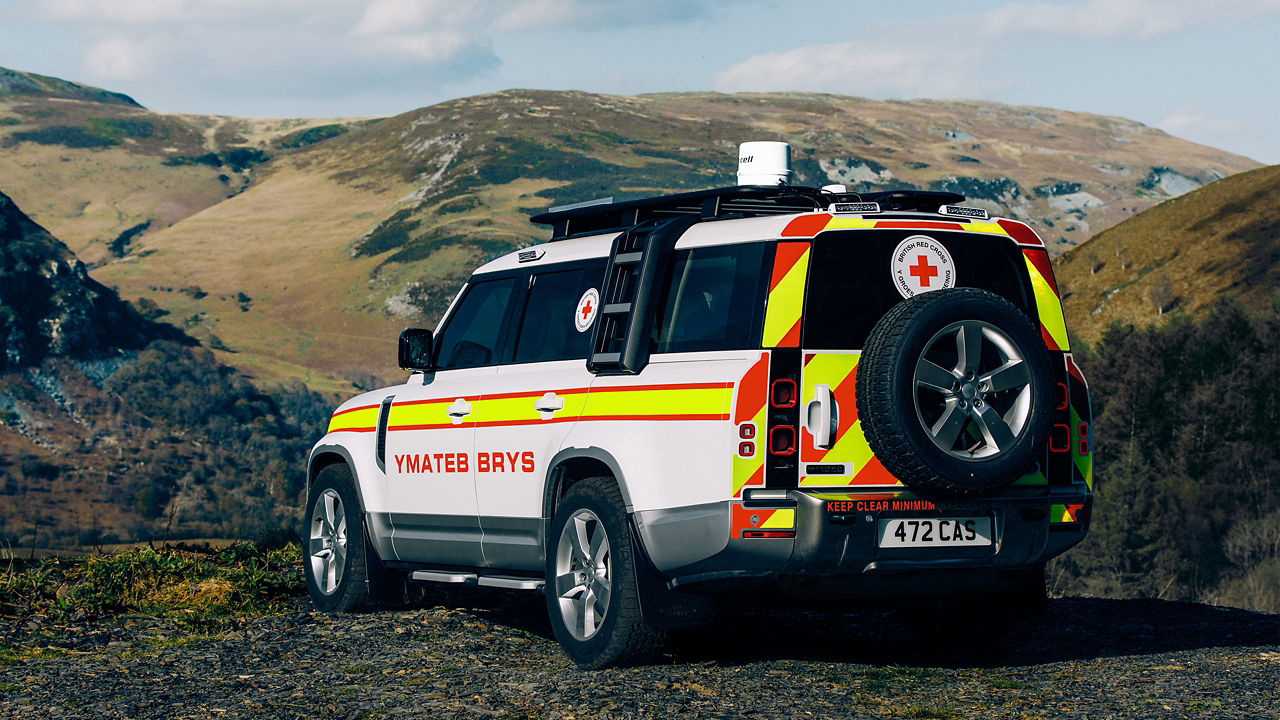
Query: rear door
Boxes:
[
  {"xmin": 474, "ymin": 261, "xmax": 603, "ymax": 571},
  {"xmin": 795, "ymin": 227, "xmax": 1039, "ymax": 490}
]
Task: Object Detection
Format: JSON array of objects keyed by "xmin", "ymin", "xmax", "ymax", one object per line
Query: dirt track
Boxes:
[{"xmin": 2, "ymin": 593, "xmax": 1277, "ymax": 719}]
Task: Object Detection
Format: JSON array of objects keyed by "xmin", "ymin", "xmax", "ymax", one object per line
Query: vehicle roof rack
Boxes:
[{"xmin": 530, "ymin": 186, "xmax": 966, "ymax": 241}]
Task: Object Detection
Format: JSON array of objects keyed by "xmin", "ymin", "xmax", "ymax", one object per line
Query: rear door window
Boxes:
[
  {"xmin": 652, "ymin": 243, "xmax": 768, "ymax": 354},
  {"xmin": 512, "ymin": 262, "xmax": 604, "ymax": 364},
  {"xmin": 804, "ymin": 230, "xmax": 1032, "ymax": 349}
]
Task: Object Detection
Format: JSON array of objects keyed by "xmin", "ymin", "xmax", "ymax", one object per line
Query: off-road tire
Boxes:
[
  {"xmin": 304, "ymin": 464, "xmax": 403, "ymax": 611},
  {"xmin": 857, "ymin": 288, "xmax": 1054, "ymax": 497},
  {"xmin": 546, "ymin": 477, "xmax": 663, "ymax": 669}
]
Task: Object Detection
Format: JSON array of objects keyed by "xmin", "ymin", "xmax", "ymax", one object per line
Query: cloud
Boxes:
[
  {"xmin": 716, "ymin": 38, "xmax": 994, "ymax": 98},
  {"xmin": 82, "ymin": 36, "xmax": 153, "ymax": 80},
  {"xmin": 715, "ymin": 0, "xmax": 1280, "ymax": 98},
  {"xmin": 36, "ymin": 0, "xmax": 188, "ymax": 23},
  {"xmin": 1157, "ymin": 108, "xmax": 1247, "ymax": 135}
]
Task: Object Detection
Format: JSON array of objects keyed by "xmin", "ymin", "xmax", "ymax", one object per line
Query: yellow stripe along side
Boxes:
[
  {"xmin": 327, "ymin": 405, "xmax": 380, "ymax": 433},
  {"xmin": 581, "ymin": 385, "xmax": 732, "ymax": 419},
  {"xmin": 472, "ymin": 390, "xmax": 589, "ymax": 425},
  {"xmin": 387, "ymin": 399, "xmax": 456, "ymax": 429}
]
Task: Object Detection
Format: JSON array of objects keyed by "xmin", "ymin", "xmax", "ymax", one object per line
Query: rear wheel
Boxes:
[{"xmin": 546, "ymin": 477, "xmax": 663, "ymax": 668}]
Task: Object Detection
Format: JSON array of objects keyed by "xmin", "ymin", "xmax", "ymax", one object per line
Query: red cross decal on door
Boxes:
[{"xmin": 909, "ymin": 255, "xmax": 939, "ymax": 286}]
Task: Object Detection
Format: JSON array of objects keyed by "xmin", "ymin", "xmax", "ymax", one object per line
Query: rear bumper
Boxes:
[{"xmin": 635, "ymin": 487, "xmax": 1090, "ymax": 596}]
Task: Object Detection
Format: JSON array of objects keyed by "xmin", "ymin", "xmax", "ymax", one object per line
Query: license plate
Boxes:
[{"xmin": 876, "ymin": 517, "xmax": 992, "ymax": 548}]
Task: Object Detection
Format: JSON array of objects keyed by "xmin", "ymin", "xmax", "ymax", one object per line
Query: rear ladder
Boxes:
[{"xmin": 589, "ymin": 215, "xmax": 699, "ymax": 374}]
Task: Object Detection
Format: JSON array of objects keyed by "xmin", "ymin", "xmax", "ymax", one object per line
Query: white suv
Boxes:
[{"xmin": 304, "ymin": 177, "xmax": 1094, "ymax": 668}]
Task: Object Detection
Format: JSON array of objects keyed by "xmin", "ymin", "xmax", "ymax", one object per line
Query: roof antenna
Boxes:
[{"xmin": 737, "ymin": 142, "xmax": 792, "ymax": 186}]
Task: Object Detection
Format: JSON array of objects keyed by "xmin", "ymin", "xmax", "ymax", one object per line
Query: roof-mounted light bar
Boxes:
[
  {"xmin": 939, "ymin": 204, "xmax": 989, "ymax": 220},
  {"xmin": 828, "ymin": 201, "xmax": 881, "ymax": 214}
]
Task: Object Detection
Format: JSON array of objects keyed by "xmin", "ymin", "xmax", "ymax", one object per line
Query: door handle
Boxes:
[
  {"xmin": 446, "ymin": 398, "xmax": 472, "ymax": 424},
  {"xmin": 806, "ymin": 384, "xmax": 837, "ymax": 449},
  {"xmin": 534, "ymin": 392, "xmax": 565, "ymax": 420}
]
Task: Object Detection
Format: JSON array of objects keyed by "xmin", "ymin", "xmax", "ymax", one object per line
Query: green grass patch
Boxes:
[
  {"xmin": 990, "ymin": 677, "xmax": 1032, "ymax": 690},
  {"xmin": 7, "ymin": 125, "xmax": 118, "ymax": 148},
  {"xmin": 277, "ymin": 124, "xmax": 348, "ymax": 149},
  {"xmin": 858, "ymin": 665, "xmax": 939, "ymax": 692},
  {"xmin": 0, "ymin": 544, "xmax": 303, "ymax": 632},
  {"xmin": 902, "ymin": 702, "xmax": 957, "ymax": 719}
]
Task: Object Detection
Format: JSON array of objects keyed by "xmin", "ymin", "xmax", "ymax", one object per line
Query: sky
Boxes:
[{"xmin": 2, "ymin": 0, "xmax": 1277, "ymax": 163}]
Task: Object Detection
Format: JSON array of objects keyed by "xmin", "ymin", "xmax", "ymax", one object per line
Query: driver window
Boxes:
[{"xmin": 433, "ymin": 278, "xmax": 517, "ymax": 370}]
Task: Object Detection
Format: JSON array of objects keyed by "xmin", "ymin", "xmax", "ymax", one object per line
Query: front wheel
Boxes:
[
  {"xmin": 304, "ymin": 464, "xmax": 404, "ymax": 611},
  {"xmin": 546, "ymin": 477, "xmax": 662, "ymax": 668}
]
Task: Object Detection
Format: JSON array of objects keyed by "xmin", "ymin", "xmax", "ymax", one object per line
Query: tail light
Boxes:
[
  {"xmin": 1050, "ymin": 423, "xmax": 1070, "ymax": 453},
  {"xmin": 769, "ymin": 426, "xmax": 796, "ymax": 455},
  {"xmin": 770, "ymin": 378, "xmax": 797, "ymax": 408}
]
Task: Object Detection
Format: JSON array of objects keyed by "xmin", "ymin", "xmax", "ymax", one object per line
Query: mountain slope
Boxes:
[
  {"xmin": 0, "ymin": 191, "xmax": 327, "ymax": 549},
  {"xmin": 0, "ymin": 67, "xmax": 140, "ymax": 107},
  {"xmin": 0, "ymin": 190, "xmax": 173, "ymax": 370},
  {"xmin": 1056, "ymin": 164, "xmax": 1280, "ymax": 346},
  {"xmin": 89, "ymin": 89, "xmax": 1259, "ymax": 387},
  {"xmin": 0, "ymin": 66, "xmax": 366, "ymax": 265}
]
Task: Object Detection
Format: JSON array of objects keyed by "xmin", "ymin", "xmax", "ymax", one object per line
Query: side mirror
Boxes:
[{"xmin": 398, "ymin": 328, "xmax": 433, "ymax": 371}]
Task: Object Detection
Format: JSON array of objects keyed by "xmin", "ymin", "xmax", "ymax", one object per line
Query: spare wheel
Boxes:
[{"xmin": 855, "ymin": 288, "xmax": 1055, "ymax": 496}]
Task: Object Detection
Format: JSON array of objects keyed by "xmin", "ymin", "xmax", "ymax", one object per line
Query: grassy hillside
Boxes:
[
  {"xmin": 88, "ymin": 89, "xmax": 1259, "ymax": 388},
  {"xmin": 1056, "ymin": 164, "xmax": 1280, "ymax": 347},
  {"xmin": 0, "ymin": 192, "xmax": 331, "ymax": 550},
  {"xmin": 0, "ymin": 66, "xmax": 368, "ymax": 267}
]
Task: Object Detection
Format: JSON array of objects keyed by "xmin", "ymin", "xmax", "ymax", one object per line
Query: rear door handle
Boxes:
[
  {"xmin": 534, "ymin": 392, "xmax": 565, "ymax": 420},
  {"xmin": 446, "ymin": 398, "xmax": 472, "ymax": 424},
  {"xmin": 806, "ymin": 384, "xmax": 837, "ymax": 449}
]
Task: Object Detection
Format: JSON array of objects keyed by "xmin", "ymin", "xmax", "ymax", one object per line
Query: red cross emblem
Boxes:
[
  {"xmin": 909, "ymin": 255, "xmax": 939, "ymax": 286},
  {"xmin": 580, "ymin": 300, "xmax": 593, "ymax": 320}
]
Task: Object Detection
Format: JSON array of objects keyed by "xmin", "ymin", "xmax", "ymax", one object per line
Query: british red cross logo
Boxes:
[
  {"xmin": 580, "ymin": 300, "xmax": 593, "ymax": 320},
  {"xmin": 909, "ymin": 255, "xmax": 939, "ymax": 286}
]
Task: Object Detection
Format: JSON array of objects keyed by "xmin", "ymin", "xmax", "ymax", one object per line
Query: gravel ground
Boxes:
[{"xmin": 1, "ymin": 592, "xmax": 1277, "ymax": 720}]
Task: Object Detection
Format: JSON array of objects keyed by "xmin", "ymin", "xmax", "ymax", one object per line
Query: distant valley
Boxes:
[{"xmin": 0, "ymin": 67, "xmax": 1259, "ymax": 389}]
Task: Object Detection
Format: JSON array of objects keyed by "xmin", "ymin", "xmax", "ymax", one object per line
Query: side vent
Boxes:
[
  {"xmin": 375, "ymin": 395, "xmax": 394, "ymax": 472},
  {"xmin": 588, "ymin": 215, "xmax": 699, "ymax": 374}
]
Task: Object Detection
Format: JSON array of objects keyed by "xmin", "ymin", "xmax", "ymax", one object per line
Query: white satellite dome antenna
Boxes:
[{"xmin": 737, "ymin": 141, "xmax": 792, "ymax": 186}]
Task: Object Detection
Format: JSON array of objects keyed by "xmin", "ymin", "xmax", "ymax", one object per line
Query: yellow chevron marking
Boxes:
[
  {"xmin": 762, "ymin": 246, "xmax": 810, "ymax": 346},
  {"xmin": 1025, "ymin": 255, "xmax": 1070, "ymax": 351},
  {"xmin": 760, "ymin": 508, "xmax": 795, "ymax": 529}
]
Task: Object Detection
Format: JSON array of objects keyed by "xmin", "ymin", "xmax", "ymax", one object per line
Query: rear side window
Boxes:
[
  {"xmin": 512, "ymin": 264, "xmax": 603, "ymax": 364},
  {"xmin": 804, "ymin": 230, "xmax": 1032, "ymax": 350},
  {"xmin": 652, "ymin": 243, "xmax": 768, "ymax": 354},
  {"xmin": 434, "ymin": 278, "xmax": 517, "ymax": 370}
]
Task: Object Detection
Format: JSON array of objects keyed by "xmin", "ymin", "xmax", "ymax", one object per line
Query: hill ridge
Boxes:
[{"xmin": 0, "ymin": 66, "xmax": 141, "ymax": 107}]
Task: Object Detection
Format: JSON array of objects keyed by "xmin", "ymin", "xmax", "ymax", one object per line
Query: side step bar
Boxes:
[{"xmin": 410, "ymin": 570, "xmax": 544, "ymax": 591}]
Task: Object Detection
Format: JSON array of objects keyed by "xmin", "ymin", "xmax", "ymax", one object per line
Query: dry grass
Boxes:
[{"xmin": 1056, "ymin": 164, "xmax": 1280, "ymax": 346}]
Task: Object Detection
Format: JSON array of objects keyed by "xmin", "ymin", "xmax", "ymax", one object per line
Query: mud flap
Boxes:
[{"xmin": 629, "ymin": 518, "xmax": 714, "ymax": 629}]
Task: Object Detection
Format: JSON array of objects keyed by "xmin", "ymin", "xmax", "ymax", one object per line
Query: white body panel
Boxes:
[
  {"xmin": 560, "ymin": 350, "xmax": 758, "ymax": 513},
  {"xmin": 384, "ymin": 366, "xmax": 495, "ymax": 517},
  {"xmin": 474, "ymin": 359, "xmax": 595, "ymax": 519}
]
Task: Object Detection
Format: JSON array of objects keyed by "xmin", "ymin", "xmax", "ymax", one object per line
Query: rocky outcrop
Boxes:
[{"xmin": 0, "ymin": 190, "xmax": 176, "ymax": 371}]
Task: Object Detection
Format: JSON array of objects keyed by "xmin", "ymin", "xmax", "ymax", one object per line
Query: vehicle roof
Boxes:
[
  {"xmin": 528, "ymin": 185, "xmax": 966, "ymax": 241},
  {"xmin": 475, "ymin": 206, "xmax": 1041, "ymax": 276}
]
